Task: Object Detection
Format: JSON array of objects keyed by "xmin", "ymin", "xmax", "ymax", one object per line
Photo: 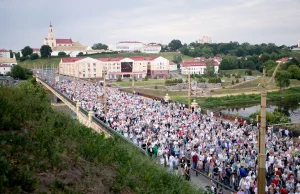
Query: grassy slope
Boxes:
[
  {"xmin": 18, "ymin": 52, "xmax": 193, "ymax": 69},
  {"xmin": 0, "ymin": 81, "xmax": 201, "ymax": 194}
]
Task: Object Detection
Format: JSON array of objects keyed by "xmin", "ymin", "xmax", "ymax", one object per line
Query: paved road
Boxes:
[{"xmin": 171, "ymin": 71, "xmax": 187, "ymax": 82}]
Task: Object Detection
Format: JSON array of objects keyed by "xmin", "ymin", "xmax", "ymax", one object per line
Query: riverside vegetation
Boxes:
[{"xmin": 0, "ymin": 79, "xmax": 202, "ymax": 194}]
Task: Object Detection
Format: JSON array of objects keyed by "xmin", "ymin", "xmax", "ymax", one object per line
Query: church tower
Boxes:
[{"xmin": 46, "ymin": 23, "xmax": 56, "ymax": 48}]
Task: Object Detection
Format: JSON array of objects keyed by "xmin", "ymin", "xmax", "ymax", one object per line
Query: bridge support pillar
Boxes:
[
  {"xmin": 88, "ymin": 110, "xmax": 94, "ymax": 128},
  {"xmin": 76, "ymin": 102, "xmax": 81, "ymax": 120},
  {"xmin": 53, "ymin": 94, "xmax": 58, "ymax": 103}
]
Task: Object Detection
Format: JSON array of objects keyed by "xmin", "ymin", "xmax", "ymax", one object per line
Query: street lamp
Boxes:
[
  {"xmin": 164, "ymin": 93, "xmax": 170, "ymax": 103},
  {"xmin": 191, "ymin": 99, "xmax": 198, "ymax": 108}
]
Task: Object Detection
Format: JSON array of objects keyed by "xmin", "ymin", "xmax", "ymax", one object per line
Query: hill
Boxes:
[
  {"xmin": 0, "ymin": 80, "xmax": 201, "ymax": 194},
  {"xmin": 18, "ymin": 52, "xmax": 192, "ymax": 69}
]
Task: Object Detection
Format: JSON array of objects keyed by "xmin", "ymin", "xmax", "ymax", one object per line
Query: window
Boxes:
[
  {"xmin": 94, "ymin": 68, "xmax": 96, "ymax": 72},
  {"xmin": 88, "ymin": 63, "xmax": 90, "ymax": 67},
  {"xmin": 93, "ymin": 63, "xmax": 96, "ymax": 66},
  {"xmin": 88, "ymin": 68, "xmax": 90, "ymax": 71},
  {"xmin": 83, "ymin": 74, "xmax": 85, "ymax": 77},
  {"xmin": 94, "ymin": 74, "xmax": 96, "ymax": 77}
]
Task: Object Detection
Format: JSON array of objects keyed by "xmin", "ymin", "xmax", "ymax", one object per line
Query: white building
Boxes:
[
  {"xmin": 196, "ymin": 36, "xmax": 212, "ymax": 44},
  {"xmin": 0, "ymin": 49, "xmax": 10, "ymax": 58},
  {"xmin": 180, "ymin": 58, "xmax": 219, "ymax": 75},
  {"xmin": 0, "ymin": 58, "xmax": 17, "ymax": 66},
  {"xmin": 109, "ymin": 41, "xmax": 161, "ymax": 53},
  {"xmin": 59, "ymin": 56, "xmax": 170, "ymax": 79},
  {"xmin": 43, "ymin": 23, "xmax": 91, "ymax": 56},
  {"xmin": 0, "ymin": 64, "xmax": 12, "ymax": 75},
  {"xmin": 298, "ymin": 40, "xmax": 300, "ymax": 48},
  {"xmin": 169, "ymin": 61, "xmax": 178, "ymax": 71}
]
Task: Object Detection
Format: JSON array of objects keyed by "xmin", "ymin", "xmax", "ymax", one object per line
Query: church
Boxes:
[{"xmin": 44, "ymin": 23, "xmax": 92, "ymax": 57}]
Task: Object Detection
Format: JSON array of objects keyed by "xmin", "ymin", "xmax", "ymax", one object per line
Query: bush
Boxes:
[
  {"xmin": 244, "ymin": 77, "xmax": 246, "ymax": 81},
  {"xmin": 236, "ymin": 79, "xmax": 239, "ymax": 83},
  {"xmin": 245, "ymin": 69, "xmax": 252, "ymax": 76},
  {"xmin": 143, "ymin": 76, "xmax": 148, "ymax": 81},
  {"xmin": 30, "ymin": 53, "xmax": 39, "ymax": 60},
  {"xmin": 20, "ymin": 56, "xmax": 29, "ymax": 62},
  {"xmin": 58, "ymin": 52, "xmax": 67, "ymax": 56},
  {"xmin": 77, "ymin": 52, "xmax": 84, "ymax": 56},
  {"xmin": 116, "ymin": 77, "xmax": 122, "ymax": 82},
  {"xmin": 232, "ymin": 80, "xmax": 235, "ymax": 85},
  {"xmin": 154, "ymin": 85, "xmax": 158, "ymax": 89}
]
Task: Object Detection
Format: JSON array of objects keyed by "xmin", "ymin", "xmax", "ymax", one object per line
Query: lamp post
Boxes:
[
  {"xmin": 73, "ymin": 64, "xmax": 76, "ymax": 101},
  {"xmin": 164, "ymin": 93, "xmax": 170, "ymax": 103},
  {"xmin": 132, "ymin": 74, "xmax": 135, "ymax": 94}
]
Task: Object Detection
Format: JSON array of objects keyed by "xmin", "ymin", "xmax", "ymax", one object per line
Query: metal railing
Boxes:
[{"xmin": 191, "ymin": 168, "xmax": 235, "ymax": 192}]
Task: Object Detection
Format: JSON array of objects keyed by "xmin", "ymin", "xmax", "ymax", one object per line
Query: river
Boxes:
[{"xmin": 221, "ymin": 97, "xmax": 300, "ymax": 122}]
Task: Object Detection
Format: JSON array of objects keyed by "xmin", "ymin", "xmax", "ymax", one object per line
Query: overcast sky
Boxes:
[{"xmin": 1, "ymin": 0, "xmax": 299, "ymax": 51}]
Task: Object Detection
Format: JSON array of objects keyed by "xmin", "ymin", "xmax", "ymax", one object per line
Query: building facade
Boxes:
[
  {"xmin": 0, "ymin": 58, "xmax": 17, "ymax": 66},
  {"xmin": 196, "ymin": 36, "xmax": 212, "ymax": 44},
  {"xmin": 0, "ymin": 49, "xmax": 10, "ymax": 58},
  {"xmin": 0, "ymin": 64, "xmax": 12, "ymax": 75},
  {"xmin": 298, "ymin": 40, "xmax": 300, "ymax": 48},
  {"xmin": 109, "ymin": 41, "xmax": 161, "ymax": 53},
  {"xmin": 59, "ymin": 56, "xmax": 170, "ymax": 79},
  {"xmin": 43, "ymin": 23, "xmax": 90, "ymax": 56},
  {"xmin": 169, "ymin": 62, "xmax": 178, "ymax": 71},
  {"xmin": 180, "ymin": 58, "xmax": 220, "ymax": 75}
]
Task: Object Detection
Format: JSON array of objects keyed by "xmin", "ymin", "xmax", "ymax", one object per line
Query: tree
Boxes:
[
  {"xmin": 30, "ymin": 53, "xmax": 39, "ymax": 60},
  {"xmin": 172, "ymin": 55, "xmax": 182, "ymax": 64},
  {"xmin": 179, "ymin": 46, "xmax": 189, "ymax": 55},
  {"xmin": 40, "ymin": 45, "xmax": 52, "ymax": 58},
  {"xmin": 275, "ymin": 71, "xmax": 291, "ymax": 90},
  {"xmin": 92, "ymin": 43, "xmax": 108, "ymax": 50},
  {"xmin": 15, "ymin": 52, "xmax": 20, "ymax": 60},
  {"xmin": 21, "ymin": 46, "xmax": 33, "ymax": 57},
  {"xmin": 9, "ymin": 65, "xmax": 25, "ymax": 79},
  {"xmin": 58, "ymin": 52, "xmax": 67, "ymax": 56},
  {"xmin": 77, "ymin": 52, "xmax": 84, "ymax": 56},
  {"xmin": 204, "ymin": 61, "xmax": 215, "ymax": 77},
  {"xmin": 287, "ymin": 65, "xmax": 300, "ymax": 80},
  {"xmin": 168, "ymin": 39, "xmax": 182, "ymax": 51},
  {"xmin": 9, "ymin": 50, "xmax": 13, "ymax": 58}
]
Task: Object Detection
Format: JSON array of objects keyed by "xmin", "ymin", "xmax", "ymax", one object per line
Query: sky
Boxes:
[{"xmin": 1, "ymin": 0, "xmax": 300, "ymax": 51}]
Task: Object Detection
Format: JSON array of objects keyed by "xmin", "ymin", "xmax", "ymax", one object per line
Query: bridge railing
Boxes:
[{"xmin": 39, "ymin": 78, "xmax": 148, "ymax": 156}]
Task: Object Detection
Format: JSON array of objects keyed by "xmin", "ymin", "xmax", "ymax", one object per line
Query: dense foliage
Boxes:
[
  {"xmin": 165, "ymin": 78, "xmax": 184, "ymax": 86},
  {"xmin": 5, "ymin": 65, "xmax": 32, "ymax": 79},
  {"xmin": 40, "ymin": 45, "xmax": 52, "ymax": 58},
  {"xmin": 0, "ymin": 81, "xmax": 201, "ymax": 194},
  {"xmin": 21, "ymin": 46, "xmax": 33, "ymax": 57},
  {"xmin": 92, "ymin": 43, "xmax": 108, "ymax": 50},
  {"xmin": 249, "ymin": 109, "xmax": 291, "ymax": 124}
]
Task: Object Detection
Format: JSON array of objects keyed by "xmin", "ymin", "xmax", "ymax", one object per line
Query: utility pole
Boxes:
[
  {"xmin": 188, "ymin": 64, "xmax": 191, "ymax": 111},
  {"xmin": 257, "ymin": 62, "xmax": 282, "ymax": 194},
  {"xmin": 258, "ymin": 68, "xmax": 267, "ymax": 194},
  {"xmin": 132, "ymin": 74, "xmax": 135, "ymax": 94}
]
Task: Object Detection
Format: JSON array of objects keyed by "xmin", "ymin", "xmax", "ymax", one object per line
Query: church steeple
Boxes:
[
  {"xmin": 47, "ymin": 23, "xmax": 56, "ymax": 48},
  {"xmin": 49, "ymin": 22, "xmax": 52, "ymax": 27}
]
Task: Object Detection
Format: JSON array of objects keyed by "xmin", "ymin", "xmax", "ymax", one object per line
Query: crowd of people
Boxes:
[{"xmin": 51, "ymin": 77, "xmax": 300, "ymax": 194}]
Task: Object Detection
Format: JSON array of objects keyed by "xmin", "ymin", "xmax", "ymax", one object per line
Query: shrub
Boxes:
[
  {"xmin": 116, "ymin": 77, "xmax": 122, "ymax": 82},
  {"xmin": 232, "ymin": 80, "xmax": 235, "ymax": 85},
  {"xmin": 245, "ymin": 69, "xmax": 253, "ymax": 76},
  {"xmin": 236, "ymin": 79, "xmax": 239, "ymax": 83},
  {"xmin": 58, "ymin": 52, "xmax": 67, "ymax": 56},
  {"xmin": 154, "ymin": 85, "xmax": 158, "ymax": 89},
  {"xmin": 77, "ymin": 52, "xmax": 84, "ymax": 56},
  {"xmin": 143, "ymin": 76, "xmax": 148, "ymax": 81},
  {"xmin": 30, "ymin": 53, "xmax": 39, "ymax": 60},
  {"xmin": 20, "ymin": 56, "xmax": 29, "ymax": 62}
]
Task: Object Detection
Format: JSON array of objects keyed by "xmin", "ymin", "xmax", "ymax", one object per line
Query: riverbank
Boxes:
[{"xmin": 172, "ymin": 87, "xmax": 300, "ymax": 110}]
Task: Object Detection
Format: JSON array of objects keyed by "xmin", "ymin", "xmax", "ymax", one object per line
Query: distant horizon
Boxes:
[{"xmin": 1, "ymin": 0, "xmax": 299, "ymax": 51}]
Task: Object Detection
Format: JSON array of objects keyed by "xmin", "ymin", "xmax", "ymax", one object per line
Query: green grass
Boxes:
[
  {"xmin": 0, "ymin": 80, "xmax": 201, "ymax": 194},
  {"xmin": 18, "ymin": 52, "xmax": 193, "ymax": 69},
  {"xmin": 220, "ymin": 69, "xmax": 262, "ymax": 76},
  {"xmin": 123, "ymin": 87, "xmax": 187, "ymax": 98}
]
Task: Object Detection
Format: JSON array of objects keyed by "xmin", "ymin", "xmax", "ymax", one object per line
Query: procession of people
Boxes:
[{"xmin": 52, "ymin": 77, "xmax": 300, "ymax": 194}]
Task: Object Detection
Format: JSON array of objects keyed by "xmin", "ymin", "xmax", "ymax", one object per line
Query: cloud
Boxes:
[{"xmin": 0, "ymin": 0, "xmax": 299, "ymax": 50}]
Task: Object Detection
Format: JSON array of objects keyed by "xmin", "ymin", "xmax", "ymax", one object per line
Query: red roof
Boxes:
[
  {"xmin": 170, "ymin": 62, "xmax": 176, "ymax": 65},
  {"xmin": 129, "ymin": 56, "xmax": 159, "ymax": 61},
  {"xmin": 181, "ymin": 61, "xmax": 219, "ymax": 67},
  {"xmin": 0, "ymin": 64, "xmax": 11, "ymax": 67},
  {"xmin": 0, "ymin": 49, "xmax": 9, "ymax": 52},
  {"xmin": 96, "ymin": 57, "xmax": 124, "ymax": 62},
  {"xmin": 32, "ymin": 48, "xmax": 40, "ymax": 51},
  {"xmin": 56, "ymin": 39, "xmax": 73, "ymax": 44},
  {"xmin": 61, "ymin": 58, "xmax": 82, "ymax": 63},
  {"xmin": 276, "ymin": 58, "xmax": 289, "ymax": 63}
]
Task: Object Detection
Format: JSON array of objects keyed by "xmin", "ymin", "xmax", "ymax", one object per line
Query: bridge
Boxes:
[{"xmin": 35, "ymin": 76, "xmax": 234, "ymax": 194}]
